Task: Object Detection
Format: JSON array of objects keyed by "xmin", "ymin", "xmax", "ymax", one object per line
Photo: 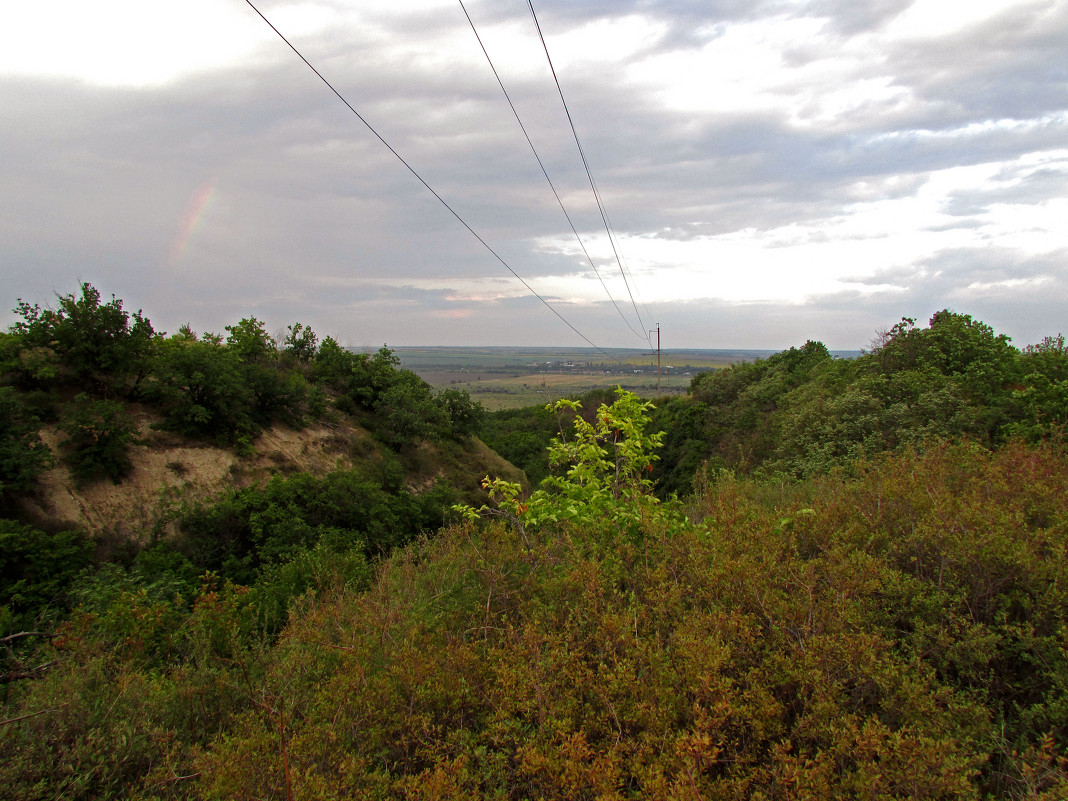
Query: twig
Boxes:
[
  {"xmin": 1, "ymin": 708, "xmax": 57, "ymax": 726},
  {"xmin": 1, "ymin": 661, "xmax": 59, "ymax": 684},
  {"xmin": 0, "ymin": 631, "xmax": 54, "ymax": 644}
]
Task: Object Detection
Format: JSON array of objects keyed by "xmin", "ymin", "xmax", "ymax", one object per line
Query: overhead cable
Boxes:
[
  {"xmin": 456, "ymin": 0, "xmax": 648, "ymax": 342},
  {"xmin": 242, "ymin": 0, "xmax": 621, "ymax": 361},
  {"xmin": 525, "ymin": 0, "xmax": 650, "ymax": 343}
]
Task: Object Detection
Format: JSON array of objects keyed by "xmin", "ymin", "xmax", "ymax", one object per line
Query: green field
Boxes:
[
  {"xmin": 393, "ymin": 346, "xmax": 778, "ymax": 410},
  {"xmin": 426, "ymin": 371, "xmax": 693, "ymax": 410}
]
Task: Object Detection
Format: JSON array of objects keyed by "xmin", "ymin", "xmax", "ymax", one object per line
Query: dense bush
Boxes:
[
  {"xmin": 0, "ymin": 387, "xmax": 52, "ymax": 507},
  {"xmin": 5, "ymin": 291, "xmax": 1068, "ymax": 799},
  {"xmin": 144, "ymin": 335, "xmax": 310, "ymax": 446},
  {"xmin": 179, "ymin": 467, "xmax": 455, "ymax": 585},
  {"xmin": 2, "ymin": 389, "xmax": 1067, "ymax": 798},
  {"xmin": 184, "ymin": 437, "xmax": 1068, "ymax": 800},
  {"xmin": 654, "ymin": 312, "xmax": 1068, "ymax": 491},
  {"xmin": 60, "ymin": 395, "xmax": 136, "ymax": 486},
  {"xmin": 0, "ymin": 520, "xmax": 93, "ymax": 635},
  {"xmin": 309, "ymin": 341, "xmax": 483, "ymax": 446},
  {"xmin": 10, "ymin": 283, "xmax": 155, "ymax": 394},
  {"xmin": 374, "ymin": 370, "xmax": 449, "ymax": 446}
]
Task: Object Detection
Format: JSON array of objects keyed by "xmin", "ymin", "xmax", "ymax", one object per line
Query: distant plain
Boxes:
[{"xmin": 394, "ymin": 346, "xmax": 858, "ymax": 410}]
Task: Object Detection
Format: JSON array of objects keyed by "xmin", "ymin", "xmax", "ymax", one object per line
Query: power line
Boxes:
[
  {"xmin": 242, "ymin": 0, "xmax": 622, "ymax": 361},
  {"xmin": 456, "ymin": 0, "xmax": 648, "ymax": 342},
  {"xmin": 525, "ymin": 0, "xmax": 651, "ymax": 344}
]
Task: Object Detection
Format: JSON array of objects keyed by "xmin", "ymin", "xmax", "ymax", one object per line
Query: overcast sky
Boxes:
[{"xmin": 2, "ymin": 0, "xmax": 1066, "ymax": 351}]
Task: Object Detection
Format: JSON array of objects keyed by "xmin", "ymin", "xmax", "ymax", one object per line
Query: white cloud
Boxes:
[
  {"xmin": 0, "ymin": 0, "xmax": 278, "ymax": 85},
  {"xmin": 1, "ymin": 0, "xmax": 1066, "ymax": 348},
  {"xmin": 886, "ymin": 0, "xmax": 1049, "ymax": 38}
]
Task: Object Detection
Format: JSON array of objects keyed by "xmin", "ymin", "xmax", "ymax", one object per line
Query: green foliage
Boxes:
[
  {"xmin": 0, "ymin": 386, "xmax": 52, "ymax": 506},
  {"xmin": 282, "ymin": 321, "xmax": 319, "ymax": 363},
  {"xmin": 10, "ymin": 283, "xmax": 155, "ymax": 393},
  {"xmin": 1009, "ymin": 334, "xmax": 1068, "ymax": 441},
  {"xmin": 312, "ymin": 342, "xmax": 396, "ymax": 413},
  {"xmin": 146, "ymin": 334, "xmax": 308, "ymax": 445},
  {"xmin": 311, "ymin": 341, "xmax": 481, "ymax": 445},
  {"xmin": 374, "ymin": 370, "xmax": 448, "ymax": 446},
  {"xmin": 0, "ymin": 539, "xmax": 371, "ymax": 800},
  {"xmin": 60, "ymin": 394, "xmax": 136, "ymax": 486},
  {"xmin": 146, "ymin": 338, "xmax": 258, "ymax": 443},
  {"xmin": 179, "ymin": 468, "xmax": 452, "ymax": 586},
  {"xmin": 480, "ymin": 403, "xmax": 557, "ymax": 484},
  {"xmin": 482, "ymin": 389, "xmax": 644, "ymax": 488},
  {"xmin": 433, "ymin": 387, "xmax": 485, "ymax": 438},
  {"xmin": 0, "ymin": 574, "xmax": 263, "ymax": 801},
  {"xmin": 3, "ymin": 399, "xmax": 1068, "ymax": 798},
  {"xmin": 0, "ymin": 520, "xmax": 93, "ymax": 634},
  {"xmin": 661, "ymin": 313, "xmax": 1068, "ymax": 489},
  {"xmin": 183, "ymin": 438, "xmax": 1068, "ymax": 800},
  {"xmin": 870, "ymin": 311, "xmax": 1019, "ymax": 394},
  {"xmin": 7, "ymin": 295, "xmax": 1068, "ymax": 799},
  {"xmin": 223, "ymin": 316, "xmax": 275, "ymax": 363},
  {"xmin": 467, "ymin": 389, "xmax": 681, "ymax": 538}
]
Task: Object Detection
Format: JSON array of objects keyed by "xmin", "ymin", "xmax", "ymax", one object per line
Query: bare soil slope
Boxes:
[{"xmin": 21, "ymin": 408, "xmax": 522, "ymax": 538}]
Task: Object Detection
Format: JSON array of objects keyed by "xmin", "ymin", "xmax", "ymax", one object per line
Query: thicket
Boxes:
[
  {"xmin": 4, "ymin": 291, "xmax": 1068, "ymax": 798},
  {"xmin": 178, "ymin": 464, "xmax": 456, "ymax": 587},
  {"xmin": 644, "ymin": 311, "xmax": 1067, "ymax": 495},
  {"xmin": 485, "ymin": 312, "xmax": 1067, "ymax": 499},
  {"xmin": 1, "ymin": 283, "xmax": 484, "ymax": 461},
  {"xmin": 3, "ymin": 392, "xmax": 1066, "ymax": 798},
  {"xmin": 0, "ymin": 283, "xmax": 483, "ymax": 725},
  {"xmin": 0, "ymin": 386, "xmax": 52, "ymax": 510}
]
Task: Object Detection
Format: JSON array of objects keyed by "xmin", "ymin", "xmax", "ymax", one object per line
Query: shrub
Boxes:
[
  {"xmin": 60, "ymin": 394, "xmax": 136, "ymax": 486},
  {"xmin": 0, "ymin": 519, "xmax": 93, "ymax": 634},
  {"xmin": 146, "ymin": 338, "xmax": 257, "ymax": 444},
  {"xmin": 10, "ymin": 283, "xmax": 155, "ymax": 393},
  {"xmin": 467, "ymin": 389, "xmax": 684, "ymax": 539},
  {"xmin": 0, "ymin": 386, "xmax": 52, "ymax": 506}
]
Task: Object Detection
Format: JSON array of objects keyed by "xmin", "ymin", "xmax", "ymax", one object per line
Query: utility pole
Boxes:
[
  {"xmin": 650, "ymin": 324, "xmax": 661, "ymax": 397},
  {"xmin": 649, "ymin": 324, "xmax": 657, "ymax": 399}
]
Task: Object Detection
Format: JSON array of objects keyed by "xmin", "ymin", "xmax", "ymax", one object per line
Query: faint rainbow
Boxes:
[{"xmin": 167, "ymin": 178, "xmax": 219, "ymax": 269}]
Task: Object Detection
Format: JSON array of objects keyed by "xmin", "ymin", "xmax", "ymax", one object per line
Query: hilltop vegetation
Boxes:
[
  {"xmin": 2, "ymin": 290, "xmax": 1067, "ymax": 799},
  {"xmin": 0, "ymin": 283, "xmax": 510, "ymax": 655},
  {"xmin": 483, "ymin": 312, "xmax": 1068, "ymax": 497}
]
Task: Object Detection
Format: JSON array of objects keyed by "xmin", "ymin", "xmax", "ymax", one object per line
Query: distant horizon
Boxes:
[{"xmin": 390, "ymin": 344, "xmax": 862, "ymax": 355}]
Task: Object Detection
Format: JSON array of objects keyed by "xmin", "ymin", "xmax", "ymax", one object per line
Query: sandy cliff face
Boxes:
[
  {"xmin": 21, "ymin": 411, "xmax": 367, "ymax": 538},
  {"xmin": 20, "ymin": 408, "xmax": 525, "ymax": 539}
]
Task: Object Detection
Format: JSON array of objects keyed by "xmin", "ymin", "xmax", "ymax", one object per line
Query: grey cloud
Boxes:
[
  {"xmin": 3, "ymin": 0, "xmax": 1066, "ymax": 350},
  {"xmin": 886, "ymin": 3, "xmax": 1068, "ymax": 125},
  {"xmin": 799, "ymin": 0, "xmax": 913, "ymax": 35}
]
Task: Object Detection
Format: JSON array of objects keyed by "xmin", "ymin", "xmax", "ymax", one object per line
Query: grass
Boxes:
[
  {"xmin": 432, "ymin": 373, "xmax": 692, "ymax": 410},
  {"xmin": 396, "ymin": 347, "xmax": 740, "ymax": 410}
]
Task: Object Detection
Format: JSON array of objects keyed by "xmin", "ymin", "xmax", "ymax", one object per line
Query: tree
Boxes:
[
  {"xmin": 869, "ymin": 310, "xmax": 1018, "ymax": 397},
  {"xmin": 1009, "ymin": 334, "xmax": 1068, "ymax": 440},
  {"xmin": 465, "ymin": 389, "xmax": 678, "ymax": 538},
  {"xmin": 60, "ymin": 394, "xmax": 136, "ymax": 486},
  {"xmin": 148, "ymin": 339, "xmax": 256, "ymax": 443},
  {"xmin": 434, "ymin": 388, "xmax": 485, "ymax": 438},
  {"xmin": 0, "ymin": 387, "xmax": 52, "ymax": 506},
  {"xmin": 374, "ymin": 371, "xmax": 447, "ymax": 447},
  {"xmin": 283, "ymin": 323, "xmax": 318, "ymax": 363},
  {"xmin": 224, "ymin": 317, "xmax": 275, "ymax": 363},
  {"xmin": 0, "ymin": 520, "xmax": 93, "ymax": 633},
  {"xmin": 11, "ymin": 283, "xmax": 155, "ymax": 393}
]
